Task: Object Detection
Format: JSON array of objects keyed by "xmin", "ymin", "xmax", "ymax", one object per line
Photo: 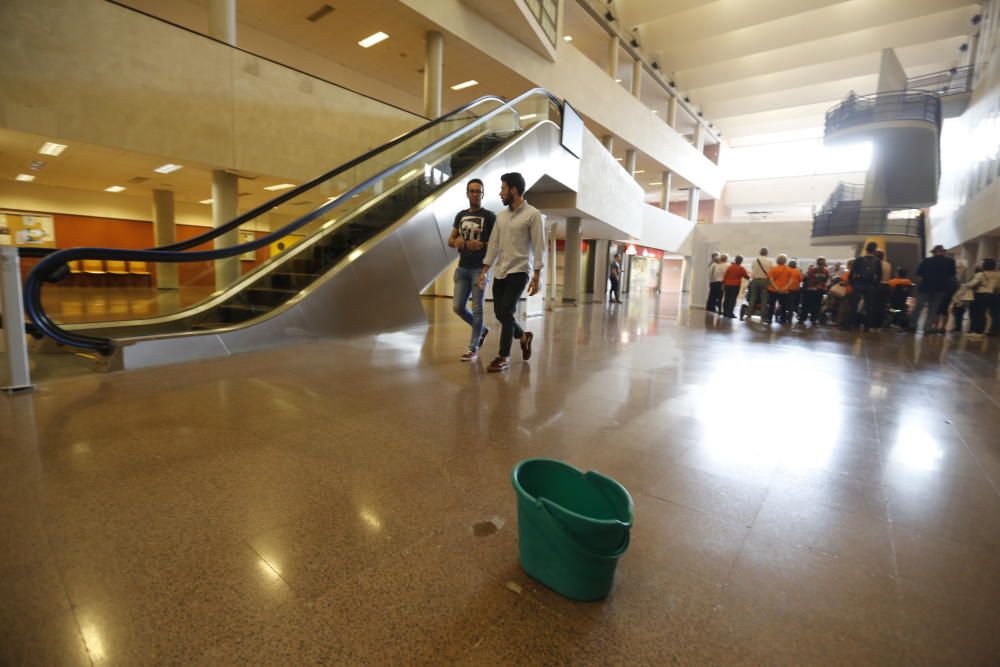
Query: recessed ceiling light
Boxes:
[
  {"xmin": 634, "ymin": 170, "xmax": 645, "ymax": 174},
  {"xmin": 649, "ymin": 181, "xmax": 662, "ymax": 185},
  {"xmin": 264, "ymin": 183, "xmax": 295, "ymax": 191},
  {"xmin": 105, "ymin": 185, "xmax": 126, "ymax": 192},
  {"xmin": 615, "ymin": 78, "xmax": 622, "ymax": 83},
  {"xmin": 15, "ymin": 173, "xmax": 35, "ymax": 182},
  {"xmin": 358, "ymin": 31, "xmax": 389, "ymax": 48},
  {"xmin": 521, "ymin": 113, "xmax": 538, "ymax": 120},
  {"xmin": 39, "ymin": 142, "xmax": 67, "ymax": 156},
  {"xmin": 563, "ymin": 35, "xmax": 573, "ymax": 42},
  {"xmin": 29, "ymin": 160, "xmax": 46, "ymax": 171},
  {"xmin": 199, "ymin": 198, "xmax": 213, "ymax": 204},
  {"xmin": 651, "ymin": 110, "xmax": 658, "ymax": 114},
  {"xmin": 450, "ymin": 80, "xmax": 478, "ymax": 91},
  {"xmin": 153, "ymin": 163, "xmax": 183, "ymax": 174},
  {"xmin": 616, "ymin": 158, "xmax": 623, "ymax": 161}
]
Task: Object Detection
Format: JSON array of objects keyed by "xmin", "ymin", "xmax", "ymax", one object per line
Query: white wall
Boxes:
[
  {"xmin": 0, "ymin": 0, "xmax": 422, "ymax": 183},
  {"xmin": 640, "ymin": 205, "xmax": 695, "ymax": 255},
  {"xmin": 723, "ymin": 171, "xmax": 868, "ymax": 214}
]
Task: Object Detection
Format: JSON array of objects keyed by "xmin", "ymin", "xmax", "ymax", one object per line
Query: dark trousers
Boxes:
[
  {"xmin": 869, "ymin": 283, "xmax": 891, "ymax": 328},
  {"xmin": 493, "ymin": 272, "xmax": 528, "ymax": 357},
  {"xmin": 990, "ymin": 294, "xmax": 1000, "ymax": 334},
  {"xmin": 609, "ymin": 277, "xmax": 620, "ymax": 302},
  {"xmin": 970, "ymin": 293, "xmax": 991, "ymax": 334},
  {"xmin": 846, "ymin": 285, "xmax": 877, "ymax": 328},
  {"xmin": 952, "ymin": 304, "xmax": 966, "ymax": 332},
  {"xmin": 706, "ymin": 281, "xmax": 723, "ymax": 312},
  {"xmin": 803, "ymin": 290, "xmax": 824, "ymax": 322},
  {"xmin": 722, "ymin": 285, "xmax": 740, "ymax": 317}
]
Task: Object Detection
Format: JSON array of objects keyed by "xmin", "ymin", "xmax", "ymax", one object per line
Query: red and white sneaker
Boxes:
[
  {"xmin": 460, "ymin": 350, "xmax": 478, "ymax": 362},
  {"xmin": 487, "ymin": 356, "xmax": 510, "ymax": 373}
]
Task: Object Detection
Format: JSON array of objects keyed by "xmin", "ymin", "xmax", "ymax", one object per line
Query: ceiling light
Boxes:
[
  {"xmin": 39, "ymin": 142, "xmax": 67, "ymax": 156},
  {"xmin": 264, "ymin": 183, "xmax": 295, "ymax": 191},
  {"xmin": 634, "ymin": 170, "xmax": 645, "ymax": 174},
  {"xmin": 649, "ymin": 181, "xmax": 662, "ymax": 185},
  {"xmin": 29, "ymin": 160, "xmax": 46, "ymax": 171},
  {"xmin": 651, "ymin": 110, "xmax": 658, "ymax": 114},
  {"xmin": 105, "ymin": 185, "xmax": 125, "ymax": 192},
  {"xmin": 520, "ymin": 113, "xmax": 538, "ymax": 120},
  {"xmin": 604, "ymin": 11, "xmax": 615, "ymax": 21},
  {"xmin": 616, "ymin": 157, "xmax": 623, "ymax": 161},
  {"xmin": 450, "ymin": 80, "xmax": 478, "ymax": 91},
  {"xmin": 615, "ymin": 78, "xmax": 622, "ymax": 83},
  {"xmin": 153, "ymin": 163, "xmax": 183, "ymax": 174},
  {"xmin": 563, "ymin": 35, "xmax": 573, "ymax": 42},
  {"xmin": 15, "ymin": 173, "xmax": 35, "ymax": 182},
  {"xmin": 358, "ymin": 31, "xmax": 389, "ymax": 48},
  {"xmin": 199, "ymin": 198, "xmax": 213, "ymax": 204}
]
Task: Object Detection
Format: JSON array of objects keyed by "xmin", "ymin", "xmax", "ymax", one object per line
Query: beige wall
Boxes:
[{"xmin": 0, "ymin": 0, "xmax": 422, "ymax": 183}]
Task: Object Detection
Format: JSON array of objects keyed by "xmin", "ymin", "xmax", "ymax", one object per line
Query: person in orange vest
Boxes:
[
  {"xmin": 785, "ymin": 259, "xmax": 804, "ymax": 323},
  {"xmin": 722, "ymin": 255, "xmax": 750, "ymax": 319},
  {"xmin": 766, "ymin": 254, "xmax": 791, "ymax": 324}
]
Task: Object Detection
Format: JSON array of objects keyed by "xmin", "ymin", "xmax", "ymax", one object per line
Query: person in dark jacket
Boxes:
[{"xmin": 909, "ymin": 244, "xmax": 957, "ymax": 334}]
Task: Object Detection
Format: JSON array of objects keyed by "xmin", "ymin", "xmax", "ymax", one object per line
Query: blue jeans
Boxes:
[
  {"xmin": 911, "ymin": 290, "xmax": 945, "ymax": 332},
  {"xmin": 453, "ymin": 266, "xmax": 487, "ymax": 351}
]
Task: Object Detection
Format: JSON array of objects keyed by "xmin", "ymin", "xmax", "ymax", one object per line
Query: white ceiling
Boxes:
[{"xmin": 607, "ymin": 0, "xmax": 980, "ymax": 141}]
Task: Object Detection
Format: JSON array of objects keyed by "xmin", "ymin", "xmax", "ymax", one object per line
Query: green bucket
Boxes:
[{"xmin": 512, "ymin": 458, "xmax": 633, "ymax": 601}]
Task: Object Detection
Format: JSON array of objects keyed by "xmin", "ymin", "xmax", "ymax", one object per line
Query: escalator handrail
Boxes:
[{"xmin": 25, "ymin": 88, "xmax": 563, "ymax": 353}]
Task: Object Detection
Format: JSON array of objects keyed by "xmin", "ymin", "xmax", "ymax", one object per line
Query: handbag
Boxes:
[{"xmin": 829, "ymin": 284, "xmax": 847, "ymax": 298}]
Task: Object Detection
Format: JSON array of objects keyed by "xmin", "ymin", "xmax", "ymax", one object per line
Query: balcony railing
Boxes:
[
  {"xmin": 812, "ymin": 207, "xmax": 924, "ymax": 239},
  {"xmin": 907, "ymin": 65, "xmax": 975, "ymax": 96},
  {"xmin": 818, "ymin": 182, "xmax": 865, "ymax": 216},
  {"xmin": 825, "ymin": 90, "xmax": 941, "ymax": 136}
]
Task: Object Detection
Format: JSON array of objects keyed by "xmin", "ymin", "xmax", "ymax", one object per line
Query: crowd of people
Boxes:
[{"xmin": 706, "ymin": 244, "xmax": 1000, "ymax": 337}]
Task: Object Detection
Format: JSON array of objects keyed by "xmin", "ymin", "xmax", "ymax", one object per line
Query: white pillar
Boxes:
[
  {"xmin": 152, "ymin": 189, "xmax": 178, "ymax": 289},
  {"xmin": 593, "ymin": 239, "xmax": 609, "ymax": 303},
  {"xmin": 212, "ymin": 170, "xmax": 240, "ymax": 290},
  {"xmin": 547, "ymin": 221, "xmax": 557, "ymax": 311},
  {"xmin": 423, "ymin": 31, "xmax": 444, "ymax": 119},
  {"xmin": 0, "ymin": 247, "xmax": 32, "ymax": 391},
  {"xmin": 607, "ymin": 36, "xmax": 620, "ymax": 78},
  {"xmin": 687, "ymin": 187, "xmax": 701, "ymax": 223},
  {"xmin": 695, "ymin": 123, "xmax": 706, "ymax": 151},
  {"xmin": 659, "ymin": 171, "xmax": 672, "ymax": 211},
  {"xmin": 631, "ymin": 58, "xmax": 642, "ymax": 98},
  {"xmin": 209, "ymin": 0, "xmax": 236, "ymax": 46},
  {"xmin": 667, "ymin": 97, "xmax": 679, "ymax": 128},
  {"xmin": 625, "ymin": 149, "xmax": 637, "ymax": 177},
  {"xmin": 977, "ymin": 236, "xmax": 999, "ymax": 263},
  {"xmin": 602, "ymin": 134, "xmax": 614, "ymax": 152},
  {"xmin": 563, "ymin": 217, "xmax": 582, "ymax": 304}
]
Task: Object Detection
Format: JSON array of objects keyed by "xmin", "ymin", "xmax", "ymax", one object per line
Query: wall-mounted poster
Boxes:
[
  {"xmin": 240, "ymin": 230, "xmax": 256, "ymax": 261},
  {"xmin": 0, "ymin": 212, "xmax": 57, "ymax": 248}
]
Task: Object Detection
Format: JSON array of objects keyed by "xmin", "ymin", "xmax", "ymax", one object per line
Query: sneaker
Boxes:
[
  {"xmin": 965, "ymin": 332, "xmax": 984, "ymax": 340},
  {"xmin": 519, "ymin": 331, "xmax": 534, "ymax": 360},
  {"xmin": 479, "ymin": 327, "xmax": 490, "ymax": 349},
  {"xmin": 460, "ymin": 350, "xmax": 478, "ymax": 362},
  {"xmin": 487, "ymin": 356, "xmax": 509, "ymax": 373}
]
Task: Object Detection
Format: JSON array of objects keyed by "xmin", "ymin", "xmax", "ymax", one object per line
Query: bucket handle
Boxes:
[{"xmin": 536, "ymin": 497, "xmax": 631, "ymax": 558}]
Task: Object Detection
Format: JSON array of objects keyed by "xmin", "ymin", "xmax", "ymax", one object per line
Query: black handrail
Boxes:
[
  {"xmin": 812, "ymin": 207, "xmax": 924, "ymax": 238},
  {"xmin": 825, "ymin": 90, "xmax": 941, "ymax": 136},
  {"xmin": 818, "ymin": 182, "xmax": 864, "ymax": 216},
  {"xmin": 907, "ymin": 65, "xmax": 975, "ymax": 96},
  {"xmin": 24, "ymin": 88, "xmax": 563, "ymax": 354}
]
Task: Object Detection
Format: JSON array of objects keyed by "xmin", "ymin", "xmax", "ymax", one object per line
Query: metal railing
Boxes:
[
  {"xmin": 812, "ymin": 207, "xmax": 925, "ymax": 239},
  {"xmin": 825, "ymin": 90, "xmax": 941, "ymax": 136},
  {"xmin": 818, "ymin": 182, "xmax": 865, "ymax": 216},
  {"xmin": 907, "ymin": 65, "xmax": 975, "ymax": 96}
]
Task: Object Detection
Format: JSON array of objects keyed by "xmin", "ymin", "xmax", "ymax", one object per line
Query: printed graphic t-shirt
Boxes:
[{"xmin": 453, "ymin": 208, "xmax": 496, "ymax": 269}]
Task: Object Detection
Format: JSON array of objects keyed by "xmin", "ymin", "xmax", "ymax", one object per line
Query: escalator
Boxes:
[{"xmin": 24, "ymin": 88, "xmax": 579, "ymax": 371}]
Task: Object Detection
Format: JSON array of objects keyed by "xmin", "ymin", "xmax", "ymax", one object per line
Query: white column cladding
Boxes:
[
  {"xmin": 212, "ymin": 170, "xmax": 240, "ymax": 290},
  {"xmin": 687, "ymin": 186, "xmax": 701, "ymax": 223},
  {"xmin": 152, "ymin": 189, "xmax": 178, "ymax": 289},
  {"xmin": 208, "ymin": 0, "xmax": 236, "ymax": 46},
  {"xmin": 546, "ymin": 221, "xmax": 557, "ymax": 311},
  {"xmin": 607, "ymin": 36, "xmax": 619, "ymax": 79},
  {"xmin": 423, "ymin": 31, "xmax": 444, "ymax": 119},
  {"xmin": 667, "ymin": 96, "xmax": 678, "ymax": 128},
  {"xmin": 593, "ymin": 239, "xmax": 610, "ymax": 303},
  {"xmin": 659, "ymin": 171, "xmax": 672, "ymax": 211},
  {"xmin": 625, "ymin": 149, "xmax": 637, "ymax": 177},
  {"xmin": 695, "ymin": 123, "xmax": 705, "ymax": 151},
  {"xmin": 977, "ymin": 236, "xmax": 999, "ymax": 263},
  {"xmin": 631, "ymin": 58, "xmax": 642, "ymax": 98},
  {"xmin": 563, "ymin": 217, "xmax": 582, "ymax": 304}
]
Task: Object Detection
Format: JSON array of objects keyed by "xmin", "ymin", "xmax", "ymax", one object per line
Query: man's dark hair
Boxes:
[
  {"xmin": 734, "ymin": 254, "xmax": 744, "ymax": 264},
  {"xmin": 984, "ymin": 258, "xmax": 998, "ymax": 271},
  {"xmin": 866, "ymin": 242, "xmax": 878, "ymax": 254},
  {"xmin": 467, "ymin": 178, "xmax": 483, "ymax": 191},
  {"xmin": 501, "ymin": 172, "xmax": 526, "ymax": 197},
  {"xmin": 614, "ymin": 253, "xmax": 621, "ymax": 259}
]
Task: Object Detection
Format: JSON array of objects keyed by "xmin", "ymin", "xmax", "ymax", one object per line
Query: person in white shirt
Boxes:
[
  {"xmin": 706, "ymin": 253, "xmax": 730, "ymax": 313},
  {"xmin": 963, "ymin": 259, "xmax": 1000, "ymax": 339},
  {"xmin": 478, "ymin": 172, "xmax": 546, "ymax": 372},
  {"xmin": 746, "ymin": 248, "xmax": 775, "ymax": 321}
]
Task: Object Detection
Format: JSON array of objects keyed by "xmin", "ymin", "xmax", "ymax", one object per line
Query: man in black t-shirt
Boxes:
[
  {"xmin": 910, "ymin": 244, "xmax": 957, "ymax": 334},
  {"xmin": 609, "ymin": 254, "xmax": 622, "ymax": 303},
  {"xmin": 448, "ymin": 178, "xmax": 496, "ymax": 361}
]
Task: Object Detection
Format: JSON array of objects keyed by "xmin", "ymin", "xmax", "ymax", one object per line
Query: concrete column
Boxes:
[
  {"xmin": 659, "ymin": 171, "xmax": 672, "ymax": 210},
  {"xmin": 625, "ymin": 149, "xmax": 637, "ymax": 177},
  {"xmin": 152, "ymin": 189, "xmax": 178, "ymax": 289},
  {"xmin": 680, "ymin": 256, "xmax": 693, "ymax": 293},
  {"xmin": 593, "ymin": 239, "xmax": 610, "ymax": 303},
  {"xmin": 977, "ymin": 236, "xmax": 999, "ymax": 263},
  {"xmin": 687, "ymin": 186, "xmax": 701, "ymax": 223},
  {"xmin": 695, "ymin": 123, "xmax": 706, "ymax": 151},
  {"xmin": 423, "ymin": 31, "xmax": 444, "ymax": 119},
  {"xmin": 602, "ymin": 134, "xmax": 614, "ymax": 152},
  {"xmin": 212, "ymin": 170, "xmax": 240, "ymax": 290},
  {"xmin": 631, "ymin": 58, "xmax": 642, "ymax": 98},
  {"xmin": 563, "ymin": 217, "xmax": 582, "ymax": 304},
  {"xmin": 547, "ymin": 221, "xmax": 558, "ymax": 311},
  {"xmin": 667, "ymin": 97, "xmax": 679, "ymax": 129},
  {"xmin": 607, "ymin": 36, "xmax": 619, "ymax": 78},
  {"xmin": 209, "ymin": 0, "xmax": 236, "ymax": 46}
]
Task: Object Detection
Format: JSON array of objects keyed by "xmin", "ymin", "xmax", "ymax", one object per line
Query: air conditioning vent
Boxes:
[
  {"xmin": 306, "ymin": 4, "xmax": 334, "ymax": 22},
  {"xmin": 128, "ymin": 176, "xmax": 150, "ymax": 184}
]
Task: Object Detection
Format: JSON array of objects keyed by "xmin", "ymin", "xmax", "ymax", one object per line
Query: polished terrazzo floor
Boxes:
[{"xmin": 2, "ymin": 294, "xmax": 999, "ymax": 665}]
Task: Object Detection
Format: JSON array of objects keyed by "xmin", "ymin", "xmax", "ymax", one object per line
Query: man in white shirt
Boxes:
[
  {"xmin": 478, "ymin": 172, "xmax": 546, "ymax": 373},
  {"xmin": 707, "ymin": 253, "xmax": 730, "ymax": 313},
  {"xmin": 747, "ymin": 247, "xmax": 775, "ymax": 322}
]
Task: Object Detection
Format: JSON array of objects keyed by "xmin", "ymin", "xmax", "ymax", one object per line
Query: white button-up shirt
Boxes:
[
  {"xmin": 750, "ymin": 255, "xmax": 774, "ymax": 280},
  {"xmin": 483, "ymin": 199, "xmax": 546, "ymax": 279}
]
